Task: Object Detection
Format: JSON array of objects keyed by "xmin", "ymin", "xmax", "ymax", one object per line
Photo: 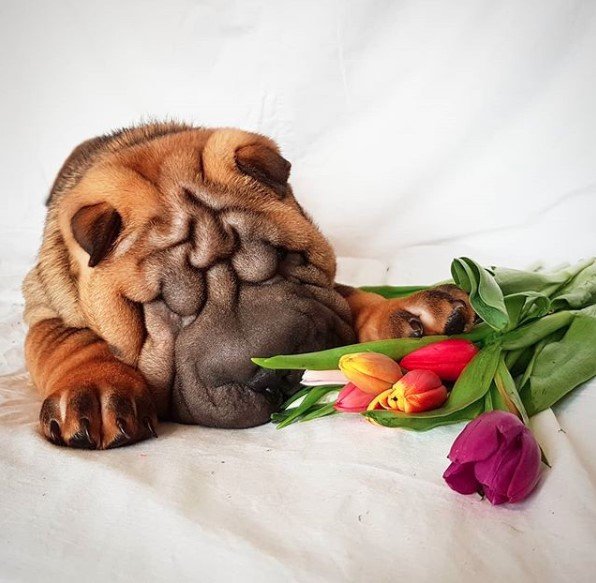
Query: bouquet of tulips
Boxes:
[{"xmin": 253, "ymin": 257, "xmax": 596, "ymax": 504}]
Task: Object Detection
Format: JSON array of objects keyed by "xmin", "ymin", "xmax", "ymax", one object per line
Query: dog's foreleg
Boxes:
[
  {"xmin": 24, "ymin": 318, "xmax": 157, "ymax": 449},
  {"xmin": 336, "ymin": 284, "xmax": 475, "ymax": 342}
]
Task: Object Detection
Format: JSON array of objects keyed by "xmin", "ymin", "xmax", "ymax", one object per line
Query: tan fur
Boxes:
[{"xmin": 344, "ymin": 285, "xmax": 475, "ymax": 341}]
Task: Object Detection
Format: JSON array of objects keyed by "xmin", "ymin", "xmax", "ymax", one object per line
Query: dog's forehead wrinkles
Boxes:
[
  {"xmin": 187, "ymin": 211, "xmax": 236, "ymax": 269},
  {"xmin": 133, "ymin": 176, "xmax": 336, "ymax": 328}
]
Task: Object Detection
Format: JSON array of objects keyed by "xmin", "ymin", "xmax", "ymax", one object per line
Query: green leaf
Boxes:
[
  {"xmin": 273, "ymin": 403, "xmax": 338, "ymax": 424},
  {"xmin": 504, "ymin": 294, "xmax": 527, "ymax": 330},
  {"xmin": 280, "ymin": 386, "xmax": 312, "ymax": 410},
  {"xmin": 275, "ymin": 385, "xmax": 340, "ymax": 428},
  {"xmin": 364, "ymin": 399, "xmax": 484, "ymax": 430},
  {"xmin": 358, "ymin": 285, "xmax": 429, "ymax": 299},
  {"xmin": 519, "ymin": 292, "xmax": 552, "ymax": 322},
  {"xmin": 502, "ymin": 291, "xmax": 552, "ymax": 327},
  {"xmin": 522, "ymin": 305, "xmax": 596, "ymax": 416},
  {"xmin": 254, "ymin": 336, "xmax": 444, "ymax": 370},
  {"xmin": 451, "ymin": 257, "xmax": 509, "ymax": 331},
  {"xmin": 491, "ymin": 258, "xmax": 594, "ymax": 298},
  {"xmin": 551, "ymin": 259, "xmax": 596, "ymax": 310},
  {"xmin": 271, "ymin": 411, "xmax": 291, "ymax": 423},
  {"xmin": 504, "ymin": 346, "xmax": 534, "ymax": 375},
  {"xmin": 252, "ymin": 326, "xmax": 491, "ymax": 371},
  {"xmin": 483, "ymin": 387, "xmax": 494, "ymax": 411},
  {"xmin": 500, "ymin": 311, "xmax": 574, "ymax": 350},
  {"xmin": 517, "ymin": 329, "xmax": 566, "ymax": 391},
  {"xmin": 299, "ymin": 403, "xmax": 338, "ymax": 422}
]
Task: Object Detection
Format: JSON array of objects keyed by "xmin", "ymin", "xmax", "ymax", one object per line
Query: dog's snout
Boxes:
[
  {"xmin": 247, "ymin": 368, "xmax": 304, "ymax": 407},
  {"xmin": 248, "ymin": 368, "xmax": 290, "ymax": 393},
  {"xmin": 169, "ymin": 280, "xmax": 355, "ymax": 428}
]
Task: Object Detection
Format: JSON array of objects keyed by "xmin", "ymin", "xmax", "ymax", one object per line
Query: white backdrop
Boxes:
[
  {"xmin": 1, "ymin": 0, "xmax": 595, "ymax": 275},
  {"xmin": 1, "ymin": 1, "xmax": 596, "ymax": 582}
]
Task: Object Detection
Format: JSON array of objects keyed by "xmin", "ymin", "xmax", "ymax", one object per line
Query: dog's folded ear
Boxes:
[
  {"xmin": 235, "ymin": 143, "xmax": 291, "ymax": 197},
  {"xmin": 71, "ymin": 202, "xmax": 122, "ymax": 267}
]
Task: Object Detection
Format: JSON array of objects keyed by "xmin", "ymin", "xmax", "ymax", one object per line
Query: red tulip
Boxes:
[
  {"xmin": 334, "ymin": 383, "xmax": 375, "ymax": 413},
  {"xmin": 443, "ymin": 411, "xmax": 542, "ymax": 505},
  {"xmin": 400, "ymin": 339, "xmax": 478, "ymax": 381},
  {"xmin": 388, "ymin": 370, "xmax": 448, "ymax": 413}
]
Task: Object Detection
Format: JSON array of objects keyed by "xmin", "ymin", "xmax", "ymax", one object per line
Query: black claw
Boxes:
[
  {"xmin": 116, "ymin": 417, "xmax": 131, "ymax": 440},
  {"xmin": 68, "ymin": 418, "xmax": 96, "ymax": 449},
  {"xmin": 105, "ymin": 433, "xmax": 131, "ymax": 449},
  {"xmin": 49, "ymin": 419, "xmax": 64, "ymax": 446},
  {"xmin": 81, "ymin": 418, "xmax": 93, "ymax": 442},
  {"xmin": 145, "ymin": 418, "xmax": 158, "ymax": 438},
  {"xmin": 445, "ymin": 306, "xmax": 466, "ymax": 335}
]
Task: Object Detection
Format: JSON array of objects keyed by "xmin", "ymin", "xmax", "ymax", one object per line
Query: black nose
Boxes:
[{"xmin": 248, "ymin": 368, "xmax": 303, "ymax": 401}]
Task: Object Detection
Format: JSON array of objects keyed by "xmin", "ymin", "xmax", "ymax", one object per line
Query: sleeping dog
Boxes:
[{"xmin": 23, "ymin": 122, "xmax": 475, "ymax": 448}]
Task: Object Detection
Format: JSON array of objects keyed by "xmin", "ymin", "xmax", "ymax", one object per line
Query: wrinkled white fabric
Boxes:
[
  {"xmin": 1, "ymin": 259, "xmax": 595, "ymax": 582},
  {"xmin": 1, "ymin": 0, "xmax": 596, "ymax": 581}
]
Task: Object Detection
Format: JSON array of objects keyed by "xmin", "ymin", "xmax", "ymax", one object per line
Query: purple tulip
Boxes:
[{"xmin": 443, "ymin": 411, "xmax": 542, "ymax": 505}]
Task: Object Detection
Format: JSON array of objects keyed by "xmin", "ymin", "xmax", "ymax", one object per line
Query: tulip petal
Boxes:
[
  {"xmin": 443, "ymin": 462, "xmax": 479, "ymax": 495},
  {"xmin": 447, "ymin": 414, "xmax": 502, "ymax": 464},
  {"xmin": 475, "ymin": 442, "xmax": 519, "ymax": 500},
  {"xmin": 389, "ymin": 370, "xmax": 447, "ymax": 413},
  {"xmin": 493, "ymin": 411, "xmax": 526, "ymax": 434},
  {"xmin": 403, "ymin": 385, "xmax": 448, "ymax": 413},
  {"xmin": 506, "ymin": 430, "xmax": 542, "ymax": 502},
  {"xmin": 302, "ymin": 369, "xmax": 349, "ymax": 386},
  {"xmin": 339, "ymin": 353, "xmax": 402, "ymax": 395},
  {"xmin": 348, "ymin": 370, "xmax": 390, "ymax": 395},
  {"xmin": 482, "ymin": 487, "xmax": 509, "ymax": 505},
  {"xmin": 400, "ymin": 339, "xmax": 479, "ymax": 381},
  {"xmin": 400, "ymin": 369, "xmax": 443, "ymax": 392},
  {"xmin": 366, "ymin": 389, "xmax": 394, "ymax": 411},
  {"xmin": 334, "ymin": 383, "xmax": 374, "ymax": 413}
]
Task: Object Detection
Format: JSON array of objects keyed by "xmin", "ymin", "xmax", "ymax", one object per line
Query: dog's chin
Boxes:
[
  {"xmin": 165, "ymin": 279, "xmax": 355, "ymax": 428},
  {"xmin": 170, "ymin": 374, "xmax": 300, "ymax": 429}
]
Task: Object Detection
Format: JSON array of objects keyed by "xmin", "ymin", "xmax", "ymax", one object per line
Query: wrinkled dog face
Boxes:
[{"xmin": 65, "ymin": 128, "xmax": 354, "ymax": 428}]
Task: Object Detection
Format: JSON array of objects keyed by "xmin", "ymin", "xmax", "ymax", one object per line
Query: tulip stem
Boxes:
[{"xmin": 494, "ymin": 357, "xmax": 530, "ymax": 425}]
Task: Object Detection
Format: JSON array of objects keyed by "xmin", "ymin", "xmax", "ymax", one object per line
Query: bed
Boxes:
[{"xmin": 1, "ymin": 254, "xmax": 595, "ymax": 581}]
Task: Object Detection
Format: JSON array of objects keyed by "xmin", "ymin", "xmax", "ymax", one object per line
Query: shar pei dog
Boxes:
[{"xmin": 23, "ymin": 122, "xmax": 475, "ymax": 449}]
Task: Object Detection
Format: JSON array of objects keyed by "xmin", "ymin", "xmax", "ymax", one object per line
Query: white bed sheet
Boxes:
[{"xmin": 1, "ymin": 257, "xmax": 595, "ymax": 582}]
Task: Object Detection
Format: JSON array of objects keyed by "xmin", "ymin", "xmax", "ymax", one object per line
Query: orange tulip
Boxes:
[
  {"xmin": 389, "ymin": 370, "xmax": 448, "ymax": 413},
  {"xmin": 338, "ymin": 352, "xmax": 403, "ymax": 395},
  {"xmin": 367, "ymin": 370, "xmax": 448, "ymax": 414}
]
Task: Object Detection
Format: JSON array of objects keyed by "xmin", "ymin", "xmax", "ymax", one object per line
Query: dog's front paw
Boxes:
[
  {"xmin": 39, "ymin": 374, "xmax": 157, "ymax": 449},
  {"xmin": 353, "ymin": 284, "xmax": 475, "ymax": 341},
  {"xmin": 396, "ymin": 284, "xmax": 476, "ymax": 336}
]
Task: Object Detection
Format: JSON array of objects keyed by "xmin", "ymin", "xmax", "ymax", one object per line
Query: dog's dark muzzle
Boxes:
[{"xmin": 169, "ymin": 275, "xmax": 354, "ymax": 428}]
